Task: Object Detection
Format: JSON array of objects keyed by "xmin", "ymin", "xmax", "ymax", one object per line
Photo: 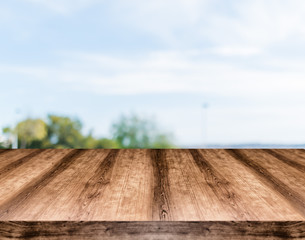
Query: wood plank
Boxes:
[
  {"xmin": 198, "ymin": 149, "xmax": 304, "ymax": 220},
  {"xmin": 2, "ymin": 150, "xmax": 110, "ymax": 220},
  {"xmin": 150, "ymin": 149, "xmax": 172, "ymax": 220},
  {"xmin": 226, "ymin": 149, "xmax": 305, "ymax": 218},
  {"xmin": 88, "ymin": 149, "xmax": 152, "ymax": 220},
  {"xmin": 0, "ymin": 150, "xmax": 84, "ymax": 219},
  {"xmin": 0, "ymin": 149, "xmax": 73, "ymax": 207},
  {"xmin": 263, "ymin": 149, "xmax": 305, "ymax": 172},
  {"xmin": 112, "ymin": 149, "xmax": 153, "ymax": 221},
  {"xmin": 0, "ymin": 149, "xmax": 38, "ymax": 169},
  {"xmin": 163, "ymin": 149, "xmax": 204, "ymax": 220},
  {"xmin": 167, "ymin": 149, "xmax": 253, "ymax": 220},
  {"xmin": 0, "ymin": 150, "xmax": 45, "ymax": 179},
  {"xmin": 0, "ymin": 221, "xmax": 304, "ymax": 240},
  {"xmin": 273, "ymin": 149, "xmax": 305, "ymax": 165}
]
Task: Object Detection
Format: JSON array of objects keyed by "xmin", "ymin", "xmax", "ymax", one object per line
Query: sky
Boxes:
[{"xmin": 1, "ymin": 0, "xmax": 305, "ymax": 146}]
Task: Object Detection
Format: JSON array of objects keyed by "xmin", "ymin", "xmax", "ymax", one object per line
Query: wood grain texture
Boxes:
[
  {"xmin": 0, "ymin": 149, "xmax": 304, "ymax": 239},
  {"xmin": 0, "ymin": 221, "xmax": 304, "ymax": 240},
  {"xmin": 0, "ymin": 150, "xmax": 45, "ymax": 181},
  {"xmin": 150, "ymin": 149, "xmax": 172, "ymax": 221},
  {"xmin": 226, "ymin": 149, "xmax": 305, "ymax": 217}
]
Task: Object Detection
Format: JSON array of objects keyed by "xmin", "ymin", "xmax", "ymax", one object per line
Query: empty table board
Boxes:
[{"xmin": 0, "ymin": 149, "xmax": 304, "ymax": 239}]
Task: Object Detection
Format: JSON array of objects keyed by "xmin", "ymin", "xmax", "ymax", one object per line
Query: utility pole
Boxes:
[{"xmin": 202, "ymin": 103, "xmax": 209, "ymax": 147}]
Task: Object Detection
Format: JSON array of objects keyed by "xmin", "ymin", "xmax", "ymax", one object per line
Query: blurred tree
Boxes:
[
  {"xmin": 152, "ymin": 134, "xmax": 175, "ymax": 148},
  {"xmin": 2, "ymin": 114, "xmax": 174, "ymax": 149},
  {"xmin": 17, "ymin": 119, "xmax": 47, "ymax": 148},
  {"xmin": 1, "ymin": 127, "xmax": 13, "ymax": 148},
  {"xmin": 46, "ymin": 115, "xmax": 85, "ymax": 148},
  {"xmin": 111, "ymin": 114, "xmax": 174, "ymax": 148},
  {"xmin": 4, "ymin": 119, "xmax": 47, "ymax": 148},
  {"xmin": 83, "ymin": 133, "xmax": 119, "ymax": 149}
]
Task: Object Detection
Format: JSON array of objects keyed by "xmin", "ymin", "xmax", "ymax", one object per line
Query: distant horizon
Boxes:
[{"xmin": 183, "ymin": 143, "xmax": 305, "ymax": 149}]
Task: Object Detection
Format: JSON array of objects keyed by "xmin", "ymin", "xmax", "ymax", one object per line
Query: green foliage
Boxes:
[
  {"xmin": 152, "ymin": 134, "xmax": 175, "ymax": 148},
  {"xmin": 83, "ymin": 134, "xmax": 119, "ymax": 149},
  {"xmin": 15, "ymin": 119, "xmax": 47, "ymax": 148},
  {"xmin": 2, "ymin": 127, "xmax": 12, "ymax": 134},
  {"xmin": 0, "ymin": 142, "xmax": 7, "ymax": 149},
  {"xmin": 2, "ymin": 113, "xmax": 174, "ymax": 149},
  {"xmin": 46, "ymin": 115, "xmax": 85, "ymax": 148},
  {"xmin": 1, "ymin": 127, "xmax": 12, "ymax": 148},
  {"xmin": 111, "ymin": 114, "xmax": 174, "ymax": 148},
  {"xmin": 92, "ymin": 138, "xmax": 120, "ymax": 149}
]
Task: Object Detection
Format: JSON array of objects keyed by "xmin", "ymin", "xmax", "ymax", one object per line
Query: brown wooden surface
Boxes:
[
  {"xmin": 0, "ymin": 221, "xmax": 304, "ymax": 240},
  {"xmin": 0, "ymin": 149, "xmax": 305, "ymax": 239}
]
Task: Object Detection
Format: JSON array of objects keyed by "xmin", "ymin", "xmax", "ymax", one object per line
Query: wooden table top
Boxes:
[{"xmin": 0, "ymin": 149, "xmax": 304, "ymax": 239}]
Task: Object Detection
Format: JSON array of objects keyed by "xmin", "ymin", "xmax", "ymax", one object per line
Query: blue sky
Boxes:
[{"xmin": 1, "ymin": 0, "xmax": 305, "ymax": 146}]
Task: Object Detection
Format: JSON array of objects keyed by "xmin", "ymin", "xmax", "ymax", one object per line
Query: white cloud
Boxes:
[
  {"xmin": 201, "ymin": 0, "xmax": 305, "ymax": 49},
  {"xmin": 212, "ymin": 46, "xmax": 262, "ymax": 57},
  {"xmin": 2, "ymin": 50, "xmax": 305, "ymax": 99},
  {"xmin": 109, "ymin": 0, "xmax": 210, "ymax": 45},
  {"xmin": 2, "ymin": 48, "xmax": 305, "ymax": 146},
  {"xmin": 23, "ymin": 0, "xmax": 99, "ymax": 15},
  {"xmin": 11, "ymin": 0, "xmax": 305, "ymax": 50},
  {"xmin": 103, "ymin": 0, "xmax": 305, "ymax": 50}
]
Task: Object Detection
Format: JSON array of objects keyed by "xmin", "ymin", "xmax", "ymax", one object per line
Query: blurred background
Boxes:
[{"xmin": 1, "ymin": 0, "xmax": 305, "ymax": 149}]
